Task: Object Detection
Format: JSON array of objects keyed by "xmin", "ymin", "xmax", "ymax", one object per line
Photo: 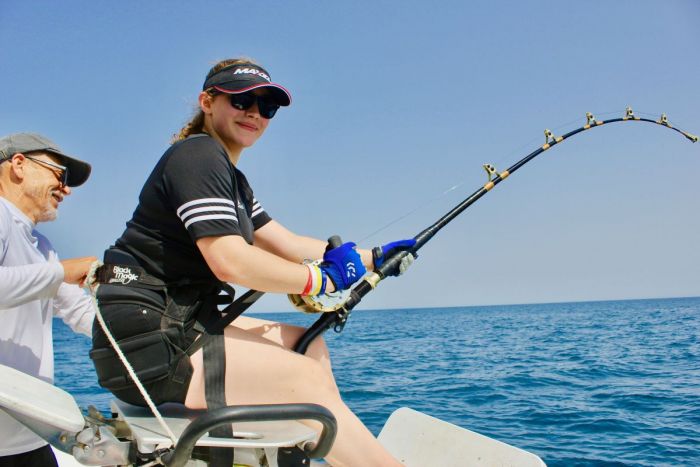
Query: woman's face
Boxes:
[{"xmin": 203, "ymin": 89, "xmax": 271, "ymax": 153}]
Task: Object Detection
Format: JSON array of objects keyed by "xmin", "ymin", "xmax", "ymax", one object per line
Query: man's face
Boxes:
[{"xmin": 21, "ymin": 152, "xmax": 70, "ymax": 222}]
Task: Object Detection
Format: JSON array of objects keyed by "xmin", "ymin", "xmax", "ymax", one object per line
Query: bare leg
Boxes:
[
  {"xmin": 185, "ymin": 320, "xmax": 402, "ymax": 466},
  {"xmin": 231, "ymin": 315, "xmax": 335, "ymax": 379}
]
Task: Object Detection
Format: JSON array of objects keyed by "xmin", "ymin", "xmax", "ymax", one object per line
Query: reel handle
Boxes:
[{"xmin": 325, "ymin": 235, "xmax": 343, "ymax": 252}]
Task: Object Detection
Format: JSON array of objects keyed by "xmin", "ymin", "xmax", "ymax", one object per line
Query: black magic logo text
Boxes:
[{"xmin": 109, "ymin": 266, "xmax": 139, "ymax": 285}]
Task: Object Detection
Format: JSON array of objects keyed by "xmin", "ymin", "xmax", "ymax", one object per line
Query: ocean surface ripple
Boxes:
[{"xmin": 55, "ymin": 297, "xmax": 700, "ymax": 466}]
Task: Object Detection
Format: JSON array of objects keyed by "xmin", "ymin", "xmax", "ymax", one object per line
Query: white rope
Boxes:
[{"xmin": 85, "ymin": 261, "xmax": 178, "ymax": 445}]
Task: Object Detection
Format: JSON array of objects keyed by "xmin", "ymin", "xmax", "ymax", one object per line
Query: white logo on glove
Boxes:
[{"xmin": 346, "ymin": 262, "xmax": 356, "ymax": 278}]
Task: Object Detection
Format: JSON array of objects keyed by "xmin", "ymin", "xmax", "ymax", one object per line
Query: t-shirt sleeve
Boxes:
[
  {"xmin": 234, "ymin": 169, "xmax": 272, "ymax": 230},
  {"xmin": 250, "ymin": 196, "xmax": 272, "ymax": 230},
  {"xmin": 161, "ymin": 138, "xmax": 243, "ymax": 240}
]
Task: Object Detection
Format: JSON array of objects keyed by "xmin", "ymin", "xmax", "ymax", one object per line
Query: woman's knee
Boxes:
[
  {"xmin": 273, "ymin": 350, "xmax": 333, "ymax": 387},
  {"xmin": 233, "ymin": 317, "xmax": 308, "ymax": 349},
  {"xmin": 235, "ymin": 355, "xmax": 340, "ymax": 406},
  {"xmin": 231, "ymin": 318, "xmax": 333, "ymax": 366},
  {"xmin": 303, "ymin": 334, "xmax": 330, "ymax": 361}
]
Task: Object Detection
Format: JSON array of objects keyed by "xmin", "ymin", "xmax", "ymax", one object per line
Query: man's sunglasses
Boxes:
[
  {"xmin": 226, "ymin": 92, "xmax": 280, "ymax": 119},
  {"xmin": 25, "ymin": 156, "xmax": 69, "ymax": 187}
]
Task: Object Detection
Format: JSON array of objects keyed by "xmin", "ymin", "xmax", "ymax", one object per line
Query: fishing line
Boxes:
[
  {"xmin": 358, "ymin": 109, "xmax": 624, "ymax": 243},
  {"xmin": 358, "ymin": 182, "xmax": 464, "ymax": 244}
]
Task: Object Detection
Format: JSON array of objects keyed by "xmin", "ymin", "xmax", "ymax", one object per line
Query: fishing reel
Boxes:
[
  {"xmin": 288, "ymin": 273, "xmax": 352, "ymax": 313},
  {"xmin": 288, "ymin": 235, "xmax": 353, "ymax": 314}
]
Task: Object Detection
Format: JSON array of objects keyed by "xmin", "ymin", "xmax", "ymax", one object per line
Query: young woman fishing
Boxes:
[{"xmin": 90, "ymin": 58, "xmax": 413, "ymax": 466}]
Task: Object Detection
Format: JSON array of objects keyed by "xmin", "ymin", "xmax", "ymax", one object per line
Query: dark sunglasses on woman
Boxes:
[{"xmin": 226, "ymin": 92, "xmax": 280, "ymax": 119}]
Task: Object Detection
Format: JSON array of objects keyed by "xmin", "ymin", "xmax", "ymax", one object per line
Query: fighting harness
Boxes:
[{"xmin": 91, "ymin": 249, "xmax": 263, "ymax": 466}]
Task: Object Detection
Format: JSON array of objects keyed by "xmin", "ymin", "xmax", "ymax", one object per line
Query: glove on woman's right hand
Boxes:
[{"xmin": 320, "ymin": 242, "xmax": 366, "ymax": 291}]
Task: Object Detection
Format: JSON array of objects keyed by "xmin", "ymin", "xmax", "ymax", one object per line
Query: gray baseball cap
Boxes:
[{"xmin": 0, "ymin": 133, "xmax": 91, "ymax": 187}]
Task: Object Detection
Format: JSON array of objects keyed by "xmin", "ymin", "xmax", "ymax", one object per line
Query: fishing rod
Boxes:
[{"xmin": 291, "ymin": 107, "xmax": 697, "ymax": 354}]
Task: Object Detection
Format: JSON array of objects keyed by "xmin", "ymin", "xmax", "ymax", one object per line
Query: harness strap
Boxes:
[
  {"xmin": 196, "ymin": 284, "xmax": 237, "ymax": 465},
  {"xmin": 186, "ymin": 289, "xmax": 265, "ymax": 356},
  {"xmin": 203, "ymin": 332, "xmax": 233, "ymax": 466},
  {"xmin": 193, "ymin": 287, "xmax": 265, "ymax": 465}
]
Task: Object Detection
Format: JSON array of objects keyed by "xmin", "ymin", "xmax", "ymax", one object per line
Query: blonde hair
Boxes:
[{"xmin": 172, "ymin": 57, "xmax": 261, "ymax": 143}]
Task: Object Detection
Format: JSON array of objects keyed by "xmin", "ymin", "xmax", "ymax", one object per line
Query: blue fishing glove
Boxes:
[
  {"xmin": 320, "ymin": 242, "xmax": 367, "ymax": 291},
  {"xmin": 372, "ymin": 239, "xmax": 417, "ymax": 276}
]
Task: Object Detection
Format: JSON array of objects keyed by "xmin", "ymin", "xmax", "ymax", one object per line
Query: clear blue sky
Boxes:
[{"xmin": 2, "ymin": 1, "xmax": 698, "ymax": 312}]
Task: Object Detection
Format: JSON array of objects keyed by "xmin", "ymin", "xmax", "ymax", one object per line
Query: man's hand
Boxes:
[{"xmin": 60, "ymin": 256, "xmax": 98, "ymax": 285}]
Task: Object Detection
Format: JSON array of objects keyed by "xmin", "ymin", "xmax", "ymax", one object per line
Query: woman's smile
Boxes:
[{"xmin": 236, "ymin": 120, "xmax": 259, "ymax": 132}]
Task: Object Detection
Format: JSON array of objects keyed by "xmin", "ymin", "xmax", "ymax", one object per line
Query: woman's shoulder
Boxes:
[
  {"xmin": 163, "ymin": 134, "xmax": 230, "ymax": 170},
  {"xmin": 168, "ymin": 133, "xmax": 225, "ymax": 157}
]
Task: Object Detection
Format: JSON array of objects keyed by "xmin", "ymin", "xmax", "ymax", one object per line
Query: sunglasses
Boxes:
[
  {"xmin": 227, "ymin": 92, "xmax": 280, "ymax": 119},
  {"xmin": 25, "ymin": 156, "xmax": 69, "ymax": 187}
]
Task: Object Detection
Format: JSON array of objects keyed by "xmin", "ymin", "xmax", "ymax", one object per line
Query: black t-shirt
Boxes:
[{"xmin": 113, "ymin": 134, "xmax": 272, "ymax": 284}]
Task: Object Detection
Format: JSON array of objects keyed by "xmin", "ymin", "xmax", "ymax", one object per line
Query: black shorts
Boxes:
[
  {"xmin": 90, "ymin": 284, "xmax": 199, "ymax": 406},
  {"xmin": 0, "ymin": 444, "xmax": 58, "ymax": 467}
]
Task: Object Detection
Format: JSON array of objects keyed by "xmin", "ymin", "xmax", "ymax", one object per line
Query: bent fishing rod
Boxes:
[{"xmin": 291, "ymin": 107, "xmax": 697, "ymax": 354}]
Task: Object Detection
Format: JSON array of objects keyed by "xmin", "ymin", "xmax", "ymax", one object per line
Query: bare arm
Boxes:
[
  {"xmin": 254, "ymin": 220, "xmax": 374, "ymax": 270},
  {"xmin": 197, "ymin": 234, "xmax": 331, "ymax": 293},
  {"xmin": 253, "ymin": 220, "xmax": 327, "ymax": 263}
]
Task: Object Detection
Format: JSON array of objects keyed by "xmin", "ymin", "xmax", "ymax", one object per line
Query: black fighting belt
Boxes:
[{"xmin": 95, "ymin": 263, "xmax": 190, "ymax": 290}]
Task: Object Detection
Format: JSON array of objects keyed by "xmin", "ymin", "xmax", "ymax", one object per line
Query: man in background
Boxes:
[{"xmin": 0, "ymin": 133, "xmax": 97, "ymax": 466}]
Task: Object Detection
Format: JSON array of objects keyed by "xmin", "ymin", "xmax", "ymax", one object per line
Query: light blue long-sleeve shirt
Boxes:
[{"xmin": 0, "ymin": 196, "xmax": 95, "ymax": 456}]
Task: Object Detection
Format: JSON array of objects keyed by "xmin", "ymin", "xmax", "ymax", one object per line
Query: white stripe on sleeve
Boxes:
[
  {"xmin": 176, "ymin": 198, "xmax": 236, "ymax": 217},
  {"xmin": 183, "ymin": 214, "xmax": 239, "ymax": 229},
  {"xmin": 179, "ymin": 206, "xmax": 238, "ymax": 223}
]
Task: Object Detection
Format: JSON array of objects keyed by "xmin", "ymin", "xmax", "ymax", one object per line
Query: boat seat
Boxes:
[
  {"xmin": 0, "ymin": 364, "xmax": 330, "ymax": 465},
  {"xmin": 112, "ymin": 400, "xmax": 319, "ymax": 454},
  {"xmin": 0, "ymin": 364, "xmax": 85, "ymax": 444}
]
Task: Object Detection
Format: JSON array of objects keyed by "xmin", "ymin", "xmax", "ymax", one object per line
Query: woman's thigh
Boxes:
[
  {"xmin": 232, "ymin": 315, "xmax": 332, "ymax": 372},
  {"xmin": 231, "ymin": 315, "xmax": 307, "ymax": 350},
  {"xmin": 185, "ymin": 324, "xmax": 334, "ymax": 408}
]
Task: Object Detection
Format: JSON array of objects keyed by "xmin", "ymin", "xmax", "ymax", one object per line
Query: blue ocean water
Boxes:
[{"xmin": 54, "ymin": 297, "xmax": 700, "ymax": 466}]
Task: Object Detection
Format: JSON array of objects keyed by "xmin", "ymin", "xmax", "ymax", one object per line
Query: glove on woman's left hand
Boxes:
[{"xmin": 372, "ymin": 239, "xmax": 417, "ymax": 276}]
